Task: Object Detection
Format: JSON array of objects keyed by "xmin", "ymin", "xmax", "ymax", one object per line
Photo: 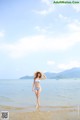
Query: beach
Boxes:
[
  {"xmin": 0, "ymin": 105, "xmax": 80, "ymax": 120},
  {"xmin": 0, "ymin": 79, "xmax": 80, "ymax": 120}
]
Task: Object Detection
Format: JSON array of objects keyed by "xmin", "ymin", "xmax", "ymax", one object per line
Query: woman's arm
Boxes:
[
  {"xmin": 41, "ymin": 73, "xmax": 47, "ymax": 80},
  {"xmin": 32, "ymin": 79, "xmax": 35, "ymax": 91}
]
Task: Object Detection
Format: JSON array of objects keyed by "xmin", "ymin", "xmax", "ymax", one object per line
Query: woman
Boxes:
[{"xmin": 32, "ymin": 71, "xmax": 47, "ymax": 108}]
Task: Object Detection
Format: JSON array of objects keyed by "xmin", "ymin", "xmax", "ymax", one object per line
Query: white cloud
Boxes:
[
  {"xmin": 33, "ymin": 0, "xmax": 55, "ymax": 15},
  {"xmin": 58, "ymin": 61, "xmax": 80, "ymax": 70},
  {"xmin": 0, "ymin": 35, "xmax": 45, "ymax": 58},
  {"xmin": 0, "ymin": 33, "xmax": 80, "ymax": 58},
  {"xmin": 0, "ymin": 23, "xmax": 80, "ymax": 59},
  {"xmin": 0, "ymin": 31, "xmax": 4, "ymax": 37},
  {"xmin": 34, "ymin": 26, "xmax": 47, "ymax": 33},
  {"xmin": 34, "ymin": 6, "xmax": 54, "ymax": 15},
  {"xmin": 58, "ymin": 14, "xmax": 70, "ymax": 22},
  {"xmin": 67, "ymin": 20, "xmax": 80, "ymax": 32},
  {"xmin": 41, "ymin": 0, "xmax": 50, "ymax": 5},
  {"xmin": 72, "ymin": 4, "xmax": 80, "ymax": 12},
  {"xmin": 47, "ymin": 60, "xmax": 55, "ymax": 65}
]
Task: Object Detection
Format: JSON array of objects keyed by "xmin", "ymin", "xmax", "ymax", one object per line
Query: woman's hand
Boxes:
[
  {"xmin": 41, "ymin": 73, "xmax": 47, "ymax": 79},
  {"xmin": 32, "ymin": 88, "xmax": 35, "ymax": 92},
  {"xmin": 32, "ymin": 81, "xmax": 35, "ymax": 92}
]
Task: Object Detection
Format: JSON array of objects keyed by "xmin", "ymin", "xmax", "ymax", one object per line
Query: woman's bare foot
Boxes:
[
  {"xmin": 38, "ymin": 103, "xmax": 40, "ymax": 107},
  {"xmin": 36, "ymin": 104, "xmax": 39, "ymax": 109}
]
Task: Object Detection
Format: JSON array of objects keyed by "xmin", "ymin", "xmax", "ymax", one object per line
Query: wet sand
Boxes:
[{"xmin": 0, "ymin": 105, "xmax": 80, "ymax": 120}]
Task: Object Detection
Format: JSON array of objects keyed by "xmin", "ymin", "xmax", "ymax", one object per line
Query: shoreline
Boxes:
[
  {"xmin": 0, "ymin": 104, "xmax": 80, "ymax": 111},
  {"xmin": 0, "ymin": 105, "xmax": 80, "ymax": 120}
]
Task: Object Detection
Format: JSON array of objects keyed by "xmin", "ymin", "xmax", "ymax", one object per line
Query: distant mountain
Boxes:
[
  {"xmin": 44, "ymin": 72, "xmax": 57, "ymax": 79},
  {"xmin": 55, "ymin": 67, "xmax": 80, "ymax": 79},
  {"xmin": 20, "ymin": 67, "xmax": 80, "ymax": 79},
  {"xmin": 20, "ymin": 76, "xmax": 33, "ymax": 79}
]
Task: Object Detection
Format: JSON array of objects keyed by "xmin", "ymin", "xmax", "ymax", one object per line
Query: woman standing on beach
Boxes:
[{"xmin": 32, "ymin": 71, "xmax": 47, "ymax": 108}]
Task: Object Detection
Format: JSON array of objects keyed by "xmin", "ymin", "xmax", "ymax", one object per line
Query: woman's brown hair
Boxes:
[{"xmin": 34, "ymin": 72, "xmax": 42, "ymax": 80}]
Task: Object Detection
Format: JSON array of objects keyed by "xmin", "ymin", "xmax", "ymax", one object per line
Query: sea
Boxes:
[{"xmin": 0, "ymin": 79, "xmax": 80, "ymax": 108}]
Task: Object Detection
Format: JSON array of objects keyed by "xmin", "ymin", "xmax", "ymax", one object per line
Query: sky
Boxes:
[{"xmin": 0, "ymin": 0, "xmax": 80, "ymax": 79}]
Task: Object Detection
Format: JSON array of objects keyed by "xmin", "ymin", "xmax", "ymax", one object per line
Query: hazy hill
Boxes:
[{"xmin": 20, "ymin": 67, "xmax": 80, "ymax": 79}]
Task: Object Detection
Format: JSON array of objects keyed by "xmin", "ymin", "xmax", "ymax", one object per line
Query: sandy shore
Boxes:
[{"xmin": 0, "ymin": 105, "xmax": 80, "ymax": 120}]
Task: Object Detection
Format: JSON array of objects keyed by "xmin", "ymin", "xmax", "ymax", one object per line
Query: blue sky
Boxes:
[{"xmin": 0, "ymin": 0, "xmax": 80, "ymax": 79}]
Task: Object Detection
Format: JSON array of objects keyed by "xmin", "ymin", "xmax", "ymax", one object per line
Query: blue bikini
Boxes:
[{"xmin": 34, "ymin": 79, "xmax": 41, "ymax": 91}]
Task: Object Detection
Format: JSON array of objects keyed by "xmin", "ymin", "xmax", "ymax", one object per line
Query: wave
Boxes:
[{"xmin": 0, "ymin": 96, "xmax": 14, "ymax": 102}]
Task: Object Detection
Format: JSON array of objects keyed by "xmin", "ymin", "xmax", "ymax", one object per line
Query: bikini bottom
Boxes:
[{"xmin": 34, "ymin": 87, "xmax": 40, "ymax": 91}]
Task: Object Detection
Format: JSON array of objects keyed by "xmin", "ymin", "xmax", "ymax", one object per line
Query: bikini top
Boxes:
[{"xmin": 35, "ymin": 78, "xmax": 40, "ymax": 83}]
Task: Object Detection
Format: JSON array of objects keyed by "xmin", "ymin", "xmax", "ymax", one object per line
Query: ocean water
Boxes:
[{"xmin": 0, "ymin": 79, "xmax": 80, "ymax": 108}]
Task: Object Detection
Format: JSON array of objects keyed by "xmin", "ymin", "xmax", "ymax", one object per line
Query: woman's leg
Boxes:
[
  {"xmin": 37, "ymin": 87, "xmax": 42, "ymax": 107},
  {"xmin": 35, "ymin": 88, "xmax": 42, "ymax": 108},
  {"xmin": 34, "ymin": 90, "xmax": 38, "ymax": 108},
  {"xmin": 37, "ymin": 90, "xmax": 41, "ymax": 106}
]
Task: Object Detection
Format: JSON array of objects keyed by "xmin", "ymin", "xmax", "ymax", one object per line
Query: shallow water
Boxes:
[{"xmin": 0, "ymin": 79, "xmax": 80, "ymax": 107}]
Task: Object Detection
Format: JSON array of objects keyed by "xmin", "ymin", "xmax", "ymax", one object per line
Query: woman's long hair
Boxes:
[{"xmin": 34, "ymin": 71, "xmax": 42, "ymax": 80}]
